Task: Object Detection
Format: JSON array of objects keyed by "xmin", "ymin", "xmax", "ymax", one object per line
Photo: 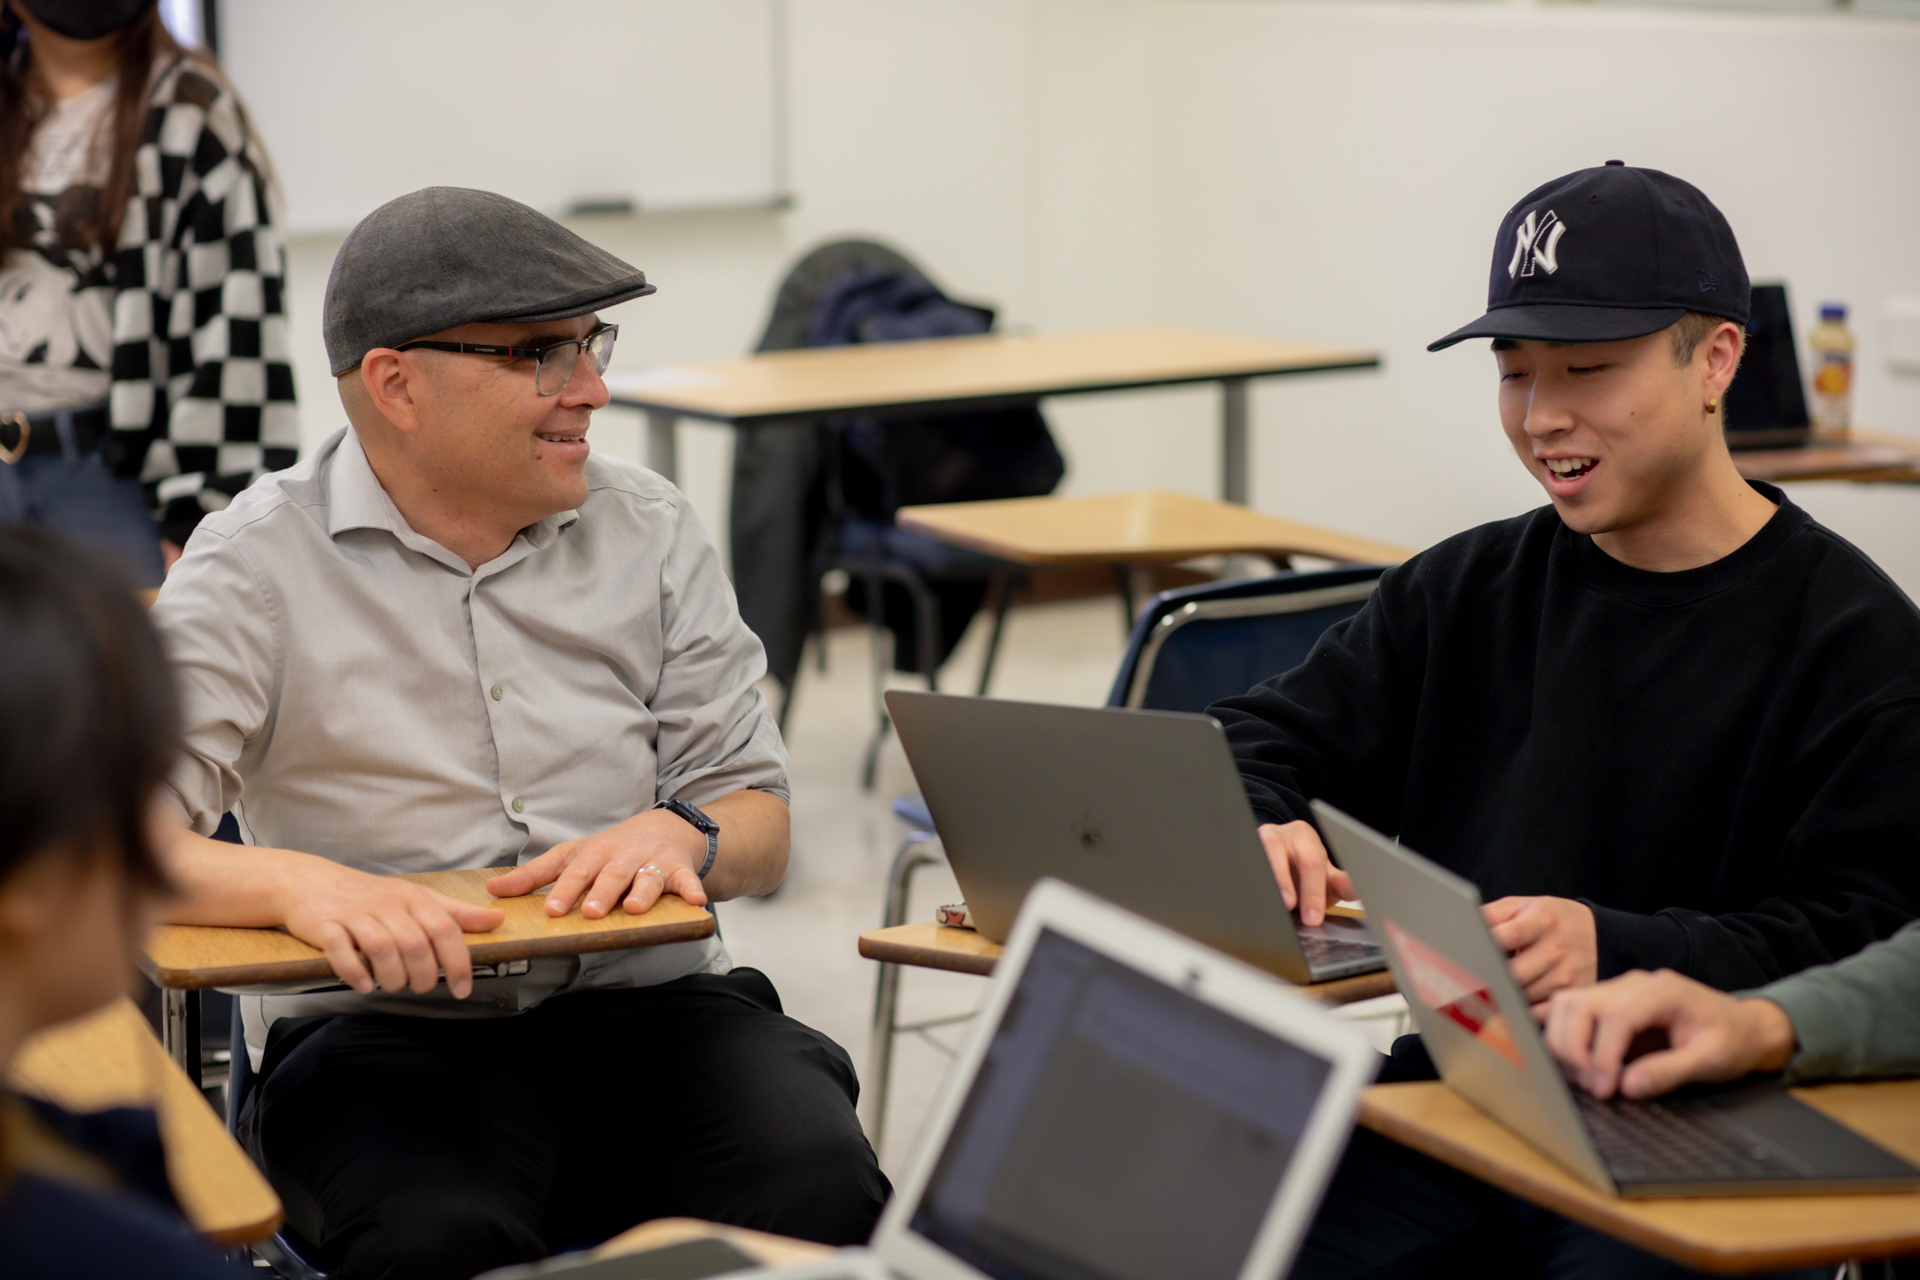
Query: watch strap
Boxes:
[{"xmin": 656, "ymin": 798, "xmax": 719, "ymax": 879}]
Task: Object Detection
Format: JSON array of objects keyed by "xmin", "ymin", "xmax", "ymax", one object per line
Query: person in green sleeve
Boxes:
[{"xmin": 1546, "ymin": 921, "xmax": 1920, "ymax": 1098}]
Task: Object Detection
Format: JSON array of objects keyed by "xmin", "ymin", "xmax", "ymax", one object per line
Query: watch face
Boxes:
[{"xmin": 666, "ymin": 799, "xmax": 718, "ymax": 833}]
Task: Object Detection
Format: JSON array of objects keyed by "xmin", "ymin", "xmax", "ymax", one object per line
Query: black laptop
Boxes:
[{"xmin": 1723, "ymin": 283, "xmax": 1814, "ymax": 451}]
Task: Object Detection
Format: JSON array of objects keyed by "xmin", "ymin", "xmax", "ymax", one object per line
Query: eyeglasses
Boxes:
[{"xmin": 396, "ymin": 323, "xmax": 619, "ymax": 396}]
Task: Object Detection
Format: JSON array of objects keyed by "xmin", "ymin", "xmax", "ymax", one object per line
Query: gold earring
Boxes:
[{"xmin": 1707, "ymin": 396, "xmax": 1719, "ymax": 413}]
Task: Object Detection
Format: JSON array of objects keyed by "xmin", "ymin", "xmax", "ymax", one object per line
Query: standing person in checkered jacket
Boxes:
[{"xmin": 0, "ymin": 0, "xmax": 297, "ymax": 587}]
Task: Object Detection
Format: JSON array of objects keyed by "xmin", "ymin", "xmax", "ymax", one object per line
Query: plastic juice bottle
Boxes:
[{"xmin": 1809, "ymin": 303, "xmax": 1855, "ymax": 436}]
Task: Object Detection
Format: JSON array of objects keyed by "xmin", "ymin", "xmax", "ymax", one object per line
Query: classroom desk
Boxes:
[
  {"xmin": 1360, "ymin": 1079, "xmax": 1920, "ymax": 1274},
  {"xmin": 858, "ymin": 921, "xmax": 1399, "ymax": 1005},
  {"xmin": 141, "ymin": 866, "xmax": 716, "ymax": 1083},
  {"xmin": 595, "ymin": 1216, "xmax": 830, "ymax": 1268},
  {"xmin": 1733, "ymin": 430, "xmax": 1920, "ymax": 485},
  {"xmin": 895, "ymin": 489, "xmax": 1415, "ymax": 569},
  {"xmin": 603, "ymin": 326, "xmax": 1381, "ymax": 505},
  {"xmin": 9, "ymin": 997, "xmax": 283, "ymax": 1245}
]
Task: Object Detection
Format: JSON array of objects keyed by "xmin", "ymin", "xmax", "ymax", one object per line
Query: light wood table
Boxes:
[
  {"xmin": 1361, "ymin": 1079, "xmax": 1920, "ymax": 1274},
  {"xmin": 596, "ymin": 1216, "xmax": 829, "ymax": 1268},
  {"xmin": 896, "ymin": 490, "xmax": 1414, "ymax": 569},
  {"xmin": 10, "ymin": 998, "xmax": 283, "ymax": 1245},
  {"xmin": 859, "ymin": 921, "xmax": 1398, "ymax": 1005},
  {"xmin": 142, "ymin": 866, "xmax": 716, "ymax": 1082},
  {"xmin": 1733, "ymin": 429, "xmax": 1920, "ymax": 485},
  {"xmin": 604, "ymin": 326, "xmax": 1380, "ymax": 505}
]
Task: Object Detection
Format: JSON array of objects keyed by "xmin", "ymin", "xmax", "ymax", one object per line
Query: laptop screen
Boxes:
[
  {"xmin": 907, "ymin": 928, "xmax": 1333, "ymax": 1280},
  {"xmin": 1723, "ymin": 283, "xmax": 1811, "ymax": 441}
]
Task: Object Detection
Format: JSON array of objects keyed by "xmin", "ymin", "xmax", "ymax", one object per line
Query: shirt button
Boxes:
[
  {"xmin": 511, "ymin": 797, "xmax": 525, "ymax": 813},
  {"xmin": 491, "ymin": 684, "xmax": 504, "ymax": 701}
]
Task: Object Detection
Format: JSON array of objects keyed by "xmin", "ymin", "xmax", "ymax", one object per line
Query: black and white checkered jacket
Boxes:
[{"xmin": 104, "ymin": 56, "xmax": 299, "ymax": 543}]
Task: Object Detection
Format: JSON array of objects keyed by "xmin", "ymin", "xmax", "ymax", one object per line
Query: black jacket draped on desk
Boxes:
[{"xmin": 1212, "ymin": 486, "xmax": 1920, "ymax": 990}]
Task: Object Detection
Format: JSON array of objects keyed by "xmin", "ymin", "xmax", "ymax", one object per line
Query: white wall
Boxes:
[
  {"xmin": 1141, "ymin": 0, "xmax": 1920, "ymax": 584},
  {"xmin": 252, "ymin": 0, "xmax": 1920, "ymax": 588}
]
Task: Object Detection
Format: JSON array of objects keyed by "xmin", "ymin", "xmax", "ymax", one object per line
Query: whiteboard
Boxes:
[{"xmin": 219, "ymin": 0, "xmax": 783, "ymax": 234}]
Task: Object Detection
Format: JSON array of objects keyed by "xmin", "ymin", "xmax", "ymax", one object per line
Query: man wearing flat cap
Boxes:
[{"xmin": 151, "ymin": 188, "xmax": 889, "ymax": 1280}]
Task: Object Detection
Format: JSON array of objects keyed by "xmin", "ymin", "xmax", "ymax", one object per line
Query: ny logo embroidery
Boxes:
[{"xmin": 1508, "ymin": 209, "xmax": 1566, "ymax": 279}]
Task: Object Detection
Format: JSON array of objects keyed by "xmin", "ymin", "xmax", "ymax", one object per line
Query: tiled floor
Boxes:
[{"xmin": 715, "ymin": 595, "xmax": 1407, "ymax": 1176}]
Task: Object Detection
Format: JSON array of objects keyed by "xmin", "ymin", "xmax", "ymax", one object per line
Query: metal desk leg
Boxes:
[
  {"xmin": 646, "ymin": 410, "xmax": 679, "ymax": 484},
  {"xmin": 160, "ymin": 987, "xmax": 202, "ymax": 1088},
  {"xmin": 1221, "ymin": 377, "xmax": 1250, "ymax": 506},
  {"xmin": 865, "ymin": 837, "xmax": 942, "ymax": 1150}
]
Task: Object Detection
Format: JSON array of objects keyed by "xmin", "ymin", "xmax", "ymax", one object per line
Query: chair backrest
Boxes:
[
  {"xmin": 1106, "ymin": 565, "xmax": 1388, "ymax": 713},
  {"xmin": 754, "ymin": 238, "xmax": 931, "ymax": 353}
]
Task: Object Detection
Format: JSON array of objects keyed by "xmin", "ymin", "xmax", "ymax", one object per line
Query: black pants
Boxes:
[
  {"xmin": 1286, "ymin": 1039, "xmax": 1831, "ymax": 1280},
  {"xmin": 240, "ymin": 970, "xmax": 891, "ymax": 1280}
]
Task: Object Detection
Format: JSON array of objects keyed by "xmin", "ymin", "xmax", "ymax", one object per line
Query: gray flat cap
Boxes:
[{"xmin": 324, "ymin": 187, "xmax": 656, "ymax": 375}]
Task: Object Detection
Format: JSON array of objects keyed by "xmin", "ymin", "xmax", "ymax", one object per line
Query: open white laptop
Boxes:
[
  {"xmin": 760, "ymin": 878, "xmax": 1373, "ymax": 1280},
  {"xmin": 884, "ymin": 690, "xmax": 1385, "ymax": 985},
  {"xmin": 1315, "ymin": 800, "xmax": 1920, "ymax": 1199}
]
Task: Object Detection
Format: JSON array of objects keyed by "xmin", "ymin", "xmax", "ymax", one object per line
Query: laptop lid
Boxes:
[
  {"xmin": 869, "ymin": 877, "xmax": 1378, "ymax": 1280},
  {"xmin": 1723, "ymin": 283, "xmax": 1813, "ymax": 448},
  {"xmin": 1310, "ymin": 801, "xmax": 1619, "ymax": 1193},
  {"xmin": 884, "ymin": 690, "xmax": 1328, "ymax": 982}
]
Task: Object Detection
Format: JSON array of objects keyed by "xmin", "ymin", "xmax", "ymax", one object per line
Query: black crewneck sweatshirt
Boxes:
[{"xmin": 1213, "ymin": 485, "xmax": 1920, "ymax": 990}]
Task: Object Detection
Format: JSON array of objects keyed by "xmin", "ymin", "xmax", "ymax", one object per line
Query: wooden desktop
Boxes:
[
  {"xmin": 857, "ymin": 919, "xmax": 1399, "ymax": 1006},
  {"xmin": 1362, "ymin": 1079, "xmax": 1920, "ymax": 1273},
  {"xmin": 604, "ymin": 325, "xmax": 1381, "ymax": 505},
  {"xmin": 142, "ymin": 867, "xmax": 716, "ymax": 1080},
  {"xmin": 9, "ymin": 998, "xmax": 282, "ymax": 1245}
]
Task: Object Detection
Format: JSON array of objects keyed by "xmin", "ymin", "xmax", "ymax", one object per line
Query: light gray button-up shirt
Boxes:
[{"xmin": 152, "ymin": 426, "xmax": 788, "ymax": 1058}]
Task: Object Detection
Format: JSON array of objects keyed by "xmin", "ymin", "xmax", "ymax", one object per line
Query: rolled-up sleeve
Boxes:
[{"xmin": 651, "ymin": 496, "xmax": 789, "ymax": 807}]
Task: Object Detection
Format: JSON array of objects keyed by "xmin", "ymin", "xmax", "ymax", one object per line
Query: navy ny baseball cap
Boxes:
[{"xmin": 1428, "ymin": 162, "xmax": 1748, "ymax": 351}]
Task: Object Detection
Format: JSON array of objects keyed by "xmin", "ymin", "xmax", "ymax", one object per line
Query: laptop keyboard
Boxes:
[
  {"xmin": 1575, "ymin": 1092, "xmax": 1806, "ymax": 1183},
  {"xmin": 1299, "ymin": 933, "xmax": 1379, "ymax": 967}
]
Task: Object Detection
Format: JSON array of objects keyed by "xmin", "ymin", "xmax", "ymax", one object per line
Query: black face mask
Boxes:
[{"xmin": 17, "ymin": 0, "xmax": 151, "ymax": 41}]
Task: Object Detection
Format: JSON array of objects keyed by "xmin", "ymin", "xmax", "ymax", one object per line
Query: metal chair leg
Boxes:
[
  {"xmin": 975, "ymin": 569, "xmax": 1018, "ymax": 697},
  {"xmin": 160, "ymin": 988, "xmax": 202, "ymax": 1085},
  {"xmin": 861, "ymin": 710, "xmax": 890, "ymax": 793},
  {"xmin": 1112, "ymin": 564, "xmax": 1137, "ymax": 633},
  {"xmin": 865, "ymin": 833, "xmax": 942, "ymax": 1150},
  {"xmin": 861, "ymin": 568, "xmax": 891, "ymax": 792}
]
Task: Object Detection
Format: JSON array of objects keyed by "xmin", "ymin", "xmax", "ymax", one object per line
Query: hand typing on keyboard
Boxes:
[
  {"xmin": 1256, "ymin": 820, "xmax": 1356, "ymax": 927},
  {"xmin": 1544, "ymin": 969, "xmax": 1798, "ymax": 1099}
]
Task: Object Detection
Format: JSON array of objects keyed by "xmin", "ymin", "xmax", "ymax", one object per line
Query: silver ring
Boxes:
[{"xmin": 639, "ymin": 863, "xmax": 666, "ymax": 882}]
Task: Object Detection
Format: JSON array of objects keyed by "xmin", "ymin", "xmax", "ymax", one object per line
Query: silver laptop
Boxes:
[
  {"xmin": 774, "ymin": 878, "xmax": 1376, "ymax": 1280},
  {"xmin": 885, "ymin": 690, "xmax": 1384, "ymax": 985},
  {"xmin": 1315, "ymin": 801, "xmax": 1920, "ymax": 1198}
]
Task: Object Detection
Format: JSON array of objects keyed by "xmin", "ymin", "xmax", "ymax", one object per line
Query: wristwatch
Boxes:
[{"xmin": 655, "ymin": 798, "xmax": 719, "ymax": 878}]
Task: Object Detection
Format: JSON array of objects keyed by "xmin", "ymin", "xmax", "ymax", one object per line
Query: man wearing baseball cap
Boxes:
[
  {"xmin": 1211, "ymin": 164, "xmax": 1920, "ymax": 1275},
  {"xmin": 149, "ymin": 188, "xmax": 888, "ymax": 1279}
]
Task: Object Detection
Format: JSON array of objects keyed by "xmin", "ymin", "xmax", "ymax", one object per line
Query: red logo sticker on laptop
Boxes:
[{"xmin": 1382, "ymin": 919, "xmax": 1524, "ymax": 1069}]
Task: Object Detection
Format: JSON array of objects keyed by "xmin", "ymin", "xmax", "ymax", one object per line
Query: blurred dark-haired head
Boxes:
[{"xmin": 0, "ymin": 528, "xmax": 179, "ymax": 893}]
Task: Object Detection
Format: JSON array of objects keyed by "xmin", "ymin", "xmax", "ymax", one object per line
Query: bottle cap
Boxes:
[{"xmin": 1820, "ymin": 303, "xmax": 1847, "ymax": 321}]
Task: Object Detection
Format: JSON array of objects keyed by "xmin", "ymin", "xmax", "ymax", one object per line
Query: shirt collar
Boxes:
[{"xmin": 326, "ymin": 428, "xmax": 582, "ymax": 572}]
